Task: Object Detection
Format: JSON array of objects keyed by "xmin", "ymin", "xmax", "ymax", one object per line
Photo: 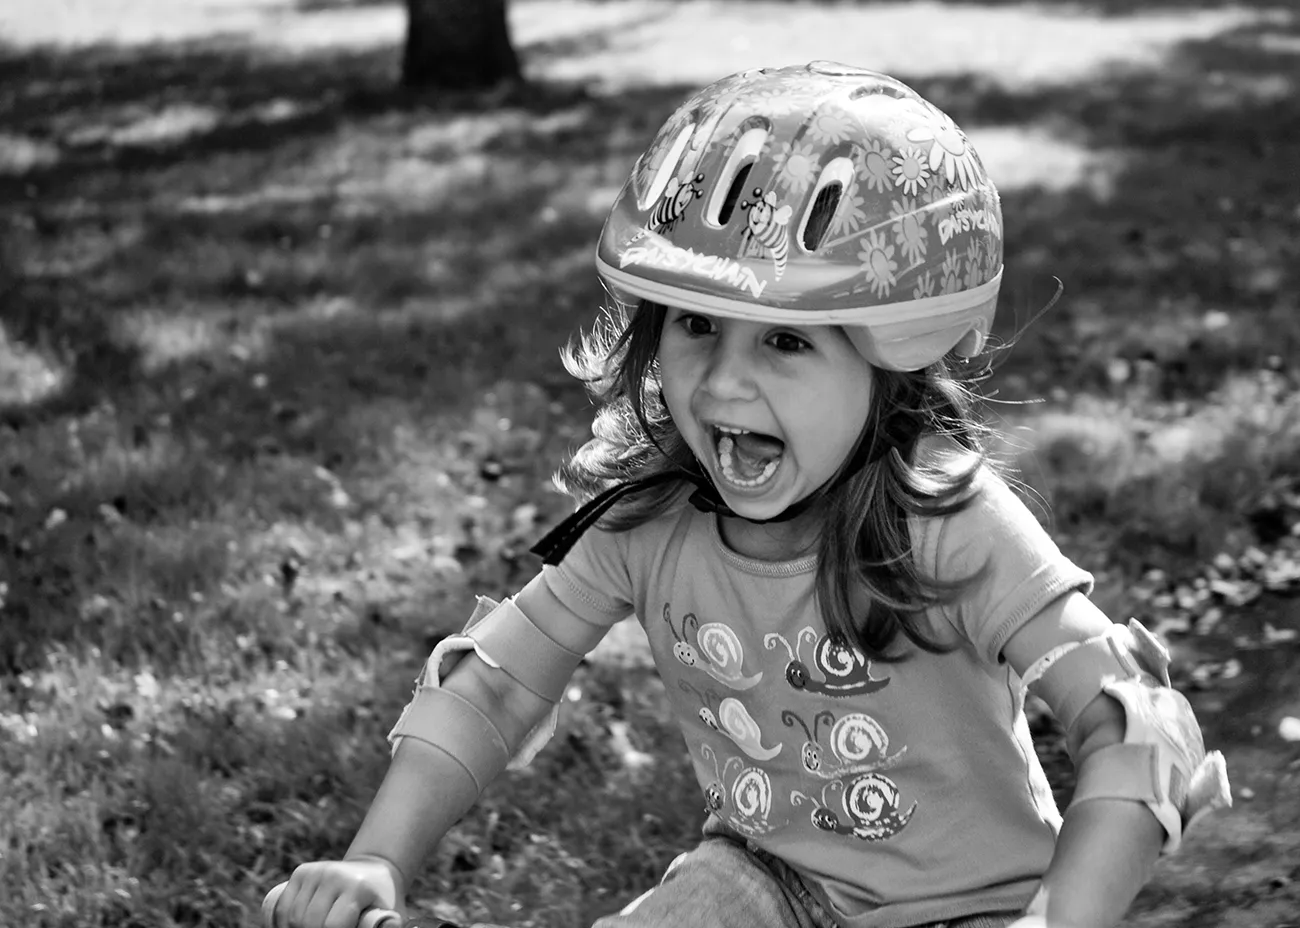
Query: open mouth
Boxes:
[{"xmin": 712, "ymin": 424, "xmax": 785, "ymax": 489}]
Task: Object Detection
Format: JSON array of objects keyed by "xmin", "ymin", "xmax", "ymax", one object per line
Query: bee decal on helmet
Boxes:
[
  {"xmin": 649, "ymin": 173, "xmax": 706, "ymax": 235},
  {"xmin": 740, "ymin": 187, "xmax": 793, "ymax": 280}
]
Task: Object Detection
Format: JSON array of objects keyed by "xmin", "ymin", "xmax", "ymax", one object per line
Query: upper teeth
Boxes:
[{"xmin": 717, "ymin": 425, "xmax": 749, "ymax": 435}]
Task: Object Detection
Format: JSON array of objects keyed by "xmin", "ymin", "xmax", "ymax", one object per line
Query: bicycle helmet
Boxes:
[{"xmin": 596, "ymin": 61, "xmax": 1003, "ymax": 371}]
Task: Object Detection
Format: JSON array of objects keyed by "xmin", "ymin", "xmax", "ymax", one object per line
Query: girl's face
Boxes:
[{"xmin": 658, "ymin": 307, "xmax": 875, "ymax": 526}]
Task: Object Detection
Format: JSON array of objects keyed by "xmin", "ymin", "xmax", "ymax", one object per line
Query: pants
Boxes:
[{"xmin": 589, "ymin": 832, "xmax": 1020, "ymax": 928}]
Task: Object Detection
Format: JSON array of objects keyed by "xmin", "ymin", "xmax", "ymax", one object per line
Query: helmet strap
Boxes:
[{"xmin": 530, "ymin": 410, "xmax": 926, "ymax": 565}]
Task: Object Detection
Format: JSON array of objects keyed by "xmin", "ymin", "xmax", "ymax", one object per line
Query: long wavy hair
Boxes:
[{"xmin": 554, "ymin": 298, "xmax": 994, "ymax": 661}]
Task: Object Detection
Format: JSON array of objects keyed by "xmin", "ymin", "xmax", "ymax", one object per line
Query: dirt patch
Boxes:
[{"xmin": 1129, "ymin": 595, "xmax": 1300, "ymax": 927}]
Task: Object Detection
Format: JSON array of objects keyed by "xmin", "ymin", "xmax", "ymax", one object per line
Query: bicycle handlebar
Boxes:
[{"xmin": 261, "ymin": 881, "xmax": 403, "ymax": 928}]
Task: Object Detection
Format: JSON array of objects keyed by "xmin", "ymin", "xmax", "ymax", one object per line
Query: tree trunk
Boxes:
[{"xmin": 402, "ymin": 0, "xmax": 522, "ymax": 92}]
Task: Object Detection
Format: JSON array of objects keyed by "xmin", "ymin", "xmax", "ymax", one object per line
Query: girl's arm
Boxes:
[
  {"xmin": 999, "ymin": 592, "xmax": 1182, "ymax": 928},
  {"xmin": 344, "ymin": 645, "xmax": 556, "ymax": 887},
  {"xmin": 270, "ymin": 578, "xmax": 608, "ymax": 928},
  {"xmin": 1016, "ymin": 690, "xmax": 1165, "ymax": 928},
  {"xmin": 348, "ymin": 574, "xmax": 605, "ymax": 879}
]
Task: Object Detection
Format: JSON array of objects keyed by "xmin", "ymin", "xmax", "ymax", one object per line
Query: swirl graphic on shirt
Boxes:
[
  {"xmin": 663, "ymin": 602, "xmax": 762, "ymax": 690},
  {"xmin": 679, "ymin": 680, "xmax": 782, "ymax": 761},
  {"xmin": 764, "ymin": 627, "xmax": 889, "ymax": 697},
  {"xmin": 790, "ymin": 773, "xmax": 916, "ymax": 842},
  {"xmin": 780, "ymin": 708, "xmax": 908, "ymax": 779},
  {"xmin": 700, "ymin": 744, "xmax": 779, "ymax": 837}
]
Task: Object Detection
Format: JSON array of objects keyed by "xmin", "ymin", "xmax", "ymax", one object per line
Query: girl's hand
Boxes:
[{"xmin": 263, "ymin": 856, "xmax": 406, "ymax": 928}]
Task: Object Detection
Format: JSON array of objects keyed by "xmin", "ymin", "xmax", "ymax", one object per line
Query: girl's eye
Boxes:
[
  {"xmin": 769, "ymin": 331, "xmax": 812, "ymax": 354},
  {"xmin": 679, "ymin": 314, "xmax": 715, "ymax": 337}
]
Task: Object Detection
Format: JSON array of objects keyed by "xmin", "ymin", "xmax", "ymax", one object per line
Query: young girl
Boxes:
[{"xmin": 264, "ymin": 63, "xmax": 1230, "ymax": 928}]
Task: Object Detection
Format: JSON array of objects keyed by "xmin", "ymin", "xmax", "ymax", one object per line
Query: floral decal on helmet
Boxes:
[
  {"xmin": 857, "ymin": 230, "xmax": 898, "ymax": 298},
  {"xmin": 908, "ymin": 105, "xmax": 983, "ymax": 191},
  {"xmin": 891, "ymin": 145, "xmax": 930, "ymax": 196},
  {"xmin": 861, "ymin": 139, "xmax": 894, "ymax": 194},
  {"xmin": 773, "ymin": 140, "xmax": 820, "ymax": 196}
]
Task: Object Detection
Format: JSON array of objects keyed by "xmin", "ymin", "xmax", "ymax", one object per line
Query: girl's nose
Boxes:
[{"xmin": 700, "ymin": 336, "xmax": 758, "ymax": 401}]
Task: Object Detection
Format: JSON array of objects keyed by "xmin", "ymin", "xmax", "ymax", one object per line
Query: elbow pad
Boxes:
[
  {"xmin": 388, "ymin": 596, "xmax": 583, "ymax": 772},
  {"xmin": 1021, "ymin": 618, "xmax": 1232, "ymax": 853}
]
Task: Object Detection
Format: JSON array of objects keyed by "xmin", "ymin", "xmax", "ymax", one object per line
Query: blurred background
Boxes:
[{"xmin": 1, "ymin": 1, "xmax": 1298, "ymax": 926}]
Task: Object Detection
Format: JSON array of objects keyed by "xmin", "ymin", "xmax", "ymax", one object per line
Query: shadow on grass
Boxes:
[
  {"xmin": 0, "ymin": 25, "xmax": 700, "ymax": 669},
  {"xmin": 1, "ymin": 5, "xmax": 1298, "ymax": 670}
]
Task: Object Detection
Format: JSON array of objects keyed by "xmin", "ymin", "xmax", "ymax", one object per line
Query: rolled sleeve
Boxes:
[
  {"xmin": 542, "ymin": 524, "xmax": 636, "ymax": 627},
  {"xmin": 917, "ymin": 469, "xmax": 1094, "ymax": 664}
]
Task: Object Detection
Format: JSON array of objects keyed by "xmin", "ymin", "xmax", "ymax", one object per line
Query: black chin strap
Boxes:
[
  {"xmin": 527, "ymin": 468, "xmax": 805, "ymax": 566},
  {"xmin": 530, "ymin": 411, "xmax": 925, "ymax": 566}
]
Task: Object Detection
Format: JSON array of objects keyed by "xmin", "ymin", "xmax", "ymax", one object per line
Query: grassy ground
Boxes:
[{"xmin": 2, "ymin": 1, "xmax": 1299, "ymax": 926}]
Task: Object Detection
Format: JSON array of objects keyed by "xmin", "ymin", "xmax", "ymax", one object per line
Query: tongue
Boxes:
[
  {"xmin": 730, "ymin": 432, "xmax": 784, "ymax": 476},
  {"xmin": 733, "ymin": 432, "xmax": 783, "ymax": 460}
]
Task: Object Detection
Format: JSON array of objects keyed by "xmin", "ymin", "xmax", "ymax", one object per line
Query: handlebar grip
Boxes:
[{"xmin": 262, "ymin": 881, "xmax": 403, "ymax": 928}]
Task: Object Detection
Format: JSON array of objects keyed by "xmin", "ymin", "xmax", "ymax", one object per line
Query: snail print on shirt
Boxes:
[
  {"xmin": 763, "ymin": 626, "xmax": 890, "ymax": 696},
  {"xmin": 664, "ymin": 603, "xmax": 763, "ymax": 690},
  {"xmin": 662, "ymin": 598, "xmax": 916, "ymax": 845},
  {"xmin": 699, "ymin": 743, "xmax": 780, "ymax": 837}
]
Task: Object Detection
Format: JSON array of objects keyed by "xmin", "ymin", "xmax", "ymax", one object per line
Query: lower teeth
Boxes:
[{"xmin": 717, "ymin": 435, "xmax": 780, "ymax": 488}]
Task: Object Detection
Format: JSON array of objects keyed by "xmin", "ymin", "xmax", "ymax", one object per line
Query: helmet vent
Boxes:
[
  {"xmin": 638, "ymin": 123, "xmax": 696, "ymax": 211},
  {"xmin": 801, "ymin": 183, "xmax": 840, "ymax": 251},
  {"xmin": 705, "ymin": 125, "xmax": 768, "ymax": 227},
  {"xmin": 717, "ymin": 163, "xmax": 753, "ymax": 226},
  {"xmin": 797, "ymin": 156, "xmax": 855, "ymax": 253},
  {"xmin": 848, "ymin": 81, "xmax": 909, "ymax": 101}
]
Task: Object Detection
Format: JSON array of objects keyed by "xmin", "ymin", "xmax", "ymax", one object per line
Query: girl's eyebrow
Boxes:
[{"xmin": 768, "ymin": 322, "xmax": 823, "ymax": 338}]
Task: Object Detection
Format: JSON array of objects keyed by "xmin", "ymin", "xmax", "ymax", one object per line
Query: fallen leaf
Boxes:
[
  {"xmin": 134, "ymin": 671, "xmax": 160, "ymax": 700},
  {"xmin": 391, "ymin": 542, "xmax": 426, "ymax": 562},
  {"xmin": 510, "ymin": 503, "xmax": 539, "ymax": 533},
  {"xmin": 98, "ymin": 502, "xmax": 124, "ymax": 526},
  {"xmin": 479, "ymin": 456, "xmax": 504, "ymax": 482},
  {"xmin": 1279, "ymin": 717, "xmax": 1300, "ymax": 742},
  {"xmin": 431, "ymin": 554, "xmax": 463, "ymax": 574},
  {"xmin": 79, "ymin": 594, "xmax": 114, "ymax": 621},
  {"xmin": 1151, "ymin": 615, "xmax": 1191, "ymax": 638},
  {"xmin": 1262, "ymin": 623, "xmax": 1299, "ymax": 643},
  {"xmin": 607, "ymin": 719, "xmax": 655, "ymax": 772},
  {"xmin": 1194, "ymin": 607, "xmax": 1223, "ymax": 635}
]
